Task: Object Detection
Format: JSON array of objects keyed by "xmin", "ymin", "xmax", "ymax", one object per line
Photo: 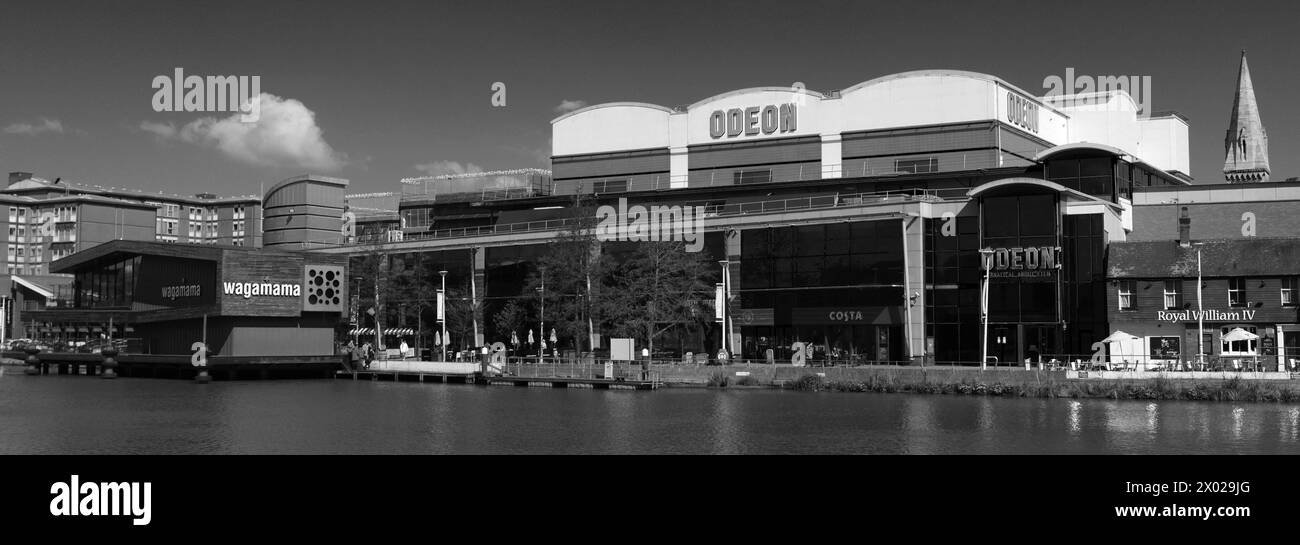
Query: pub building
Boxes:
[
  {"xmin": 1107, "ymin": 237, "xmax": 1300, "ymax": 371},
  {"xmin": 21, "ymin": 240, "xmax": 347, "ymax": 356},
  {"xmin": 304, "ymin": 69, "xmax": 1189, "ymax": 365}
]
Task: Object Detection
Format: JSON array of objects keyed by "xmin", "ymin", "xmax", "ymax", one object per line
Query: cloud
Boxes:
[
  {"xmin": 413, "ymin": 160, "xmax": 485, "ymax": 177},
  {"xmin": 554, "ymin": 99, "xmax": 588, "ymax": 114},
  {"xmin": 139, "ymin": 121, "xmax": 177, "ymax": 139},
  {"xmin": 140, "ymin": 93, "xmax": 345, "ymax": 171},
  {"xmin": 4, "ymin": 118, "xmax": 65, "ymax": 135}
]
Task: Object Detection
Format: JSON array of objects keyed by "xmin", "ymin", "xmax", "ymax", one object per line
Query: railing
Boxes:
[
  {"xmin": 997, "ymin": 353, "xmax": 1291, "ymax": 373},
  {"xmin": 554, "ymin": 149, "xmax": 1042, "ymax": 196},
  {"xmin": 306, "ymin": 187, "xmax": 961, "ymax": 249},
  {"xmin": 496, "ymin": 361, "xmax": 657, "ymax": 382}
]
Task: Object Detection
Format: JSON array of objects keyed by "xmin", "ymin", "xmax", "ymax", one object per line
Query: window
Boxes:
[
  {"xmin": 1117, "ymin": 280, "xmax": 1135, "ymax": 310},
  {"xmin": 1221, "ymin": 326, "xmax": 1258, "ymax": 356},
  {"xmin": 895, "ymin": 157, "xmax": 938, "ymax": 174},
  {"xmin": 1149, "ymin": 337, "xmax": 1181, "ymax": 360},
  {"xmin": 1283, "ymin": 277, "xmax": 1298, "ymax": 307},
  {"xmin": 234, "ymin": 205, "xmax": 245, "ymax": 220},
  {"xmin": 1163, "ymin": 280, "xmax": 1183, "ymax": 310},
  {"xmin": 733, "ymin": 169, "xmax": 773, "ymax": 185},
  {"xmin": 1228, "ymin": 278, "xmax": 1246, "ymax": 307},
  {"xmin": 594, "ymin": 179, "xmax": 628, "ymax": 193}
]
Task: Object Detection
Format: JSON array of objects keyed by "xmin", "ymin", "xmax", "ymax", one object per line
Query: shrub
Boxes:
[{"xmin": 789, "ymin": 374, "xmax": 826, "ymax": 391}]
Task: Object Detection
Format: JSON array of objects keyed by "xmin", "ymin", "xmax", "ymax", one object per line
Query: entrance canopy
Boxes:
[{"xmin": 1222, "ymin": 328, "xmax": 1260, "ymax": 343}]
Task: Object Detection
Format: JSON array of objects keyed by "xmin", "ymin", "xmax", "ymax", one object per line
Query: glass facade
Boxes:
[
  {"xmin": 738, "ymin": 220, "xmax": 906, "ymax": 364},
  {"xmin": 924, "ymin": 215, "xmax": 981, "ymax": 363},
  {"xmin": 74, "ymin": 256, "xmax": 140, "ymax": 309}
]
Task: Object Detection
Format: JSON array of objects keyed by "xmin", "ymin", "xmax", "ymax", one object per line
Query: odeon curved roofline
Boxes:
[
  {"xmin": 685, "ymin": 86, "xmax": 827, "ymax": 111},
  {"xmin": 264, "ymin": 174, "xmax": 349, "ymax": 200},
  {"xmin": 1033, "ymin": 142, "xmax": 1131, "ymax": 162},
  {"xmin": 842, "ymin": 69, "xmax": 1068, "ymax": 116},
  {"xmin": 551, "ymin": 102, "xmax": 674, "ymax": 124},
  {"xmin": 553, "ymin": 70, "xmax": 1069, "ymax": 126},
  {"xmin": 967, "ymin": 177, "xmax": 1123, "ymax": 212}
]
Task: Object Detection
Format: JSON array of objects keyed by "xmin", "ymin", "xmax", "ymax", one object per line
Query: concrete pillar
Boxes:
[
  {"xmin": 472, "ymin": 246, "xmax": 486, "ymax": 347},
  {"xmin": 725, "ymin": 228, "xmax": 742, "ymax": 359},
  {"xmin": 902, "ymin": 215, "xmax": 926, "ymax": 365}
]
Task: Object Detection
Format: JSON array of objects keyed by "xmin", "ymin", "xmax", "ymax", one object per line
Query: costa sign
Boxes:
[
  {"xmin": 709, "ymin": 103, "xmax": 797, "ymax": 139},
  {"xmin": 1006, "ymin": 92, "xmax": 1040, "ymax": 134}
]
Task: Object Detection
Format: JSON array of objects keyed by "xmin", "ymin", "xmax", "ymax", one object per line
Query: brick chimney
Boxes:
[
  {"xmin": 8, "ymin": 171, "xmax": 33, "ymax": 186},
  {"xmin": 1178, "ymin": 206, "xmax": 1191, "ymax": 247}
]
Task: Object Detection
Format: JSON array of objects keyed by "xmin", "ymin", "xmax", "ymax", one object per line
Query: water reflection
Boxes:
[
  {"xmin": 1068, "ymin": 400, "xmax": 1081, "ymax": 436},
  {"xmin": 1, "ymin": 376, "xmax": 1298, "ymax": 455}
]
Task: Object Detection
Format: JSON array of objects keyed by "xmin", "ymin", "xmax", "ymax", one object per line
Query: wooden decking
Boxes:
[{"xmin": 339, "ymin": 360, "xmax": 660, "ymax": 390}]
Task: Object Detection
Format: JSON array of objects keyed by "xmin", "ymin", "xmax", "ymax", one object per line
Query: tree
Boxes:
[
  {"xmin": 444, "ymin": 285, "xmax": 477, "ymax": 349},
  {"xmin": 350, "ymin": 250, "xmax": 397, "ymax": 349},
  {"xmin": 601, "ymin": 240, "xmax": 716, "ymax": 359},
  {"xmin": 491, "ymin": 298, "xmax": 530, "ymax": 348},
  {"xmin": 524, "ymin": 192, "xmax": 610, "ymax": 354}
]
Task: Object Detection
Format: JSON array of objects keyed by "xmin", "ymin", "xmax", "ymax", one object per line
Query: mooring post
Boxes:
[
  {"xmin": 23, "ymin": 346, "xmax": 40, "ymax": 376},
  {"xmin": 100, "ymin": 347, "xmax": 119, "ymax": 379}
]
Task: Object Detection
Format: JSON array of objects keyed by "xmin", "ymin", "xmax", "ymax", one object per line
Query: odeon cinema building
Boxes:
[{"xmin": 319, "ymin": 70, "xmax": 1192, "ymax": 365}]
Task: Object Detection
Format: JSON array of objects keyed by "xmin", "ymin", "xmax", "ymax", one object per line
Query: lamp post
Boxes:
[
  {"xmin": 538, "ymin": 267, "xmax": 546, "ymax": 366},
  {"xmin": 718, "ymin": 260, "xmax": 730, "ymax": 359},
  {"xmin": 979, "ymin": 248, "xmax": 994, "ymax": 371},
  {"xmin": 1195, "ymin": 244, "xmax": 1204, "ymax": 369},
  {"xmin": 352, "ymin": 276, "xmax": 364, "ymax": 347},
  {"xmin": 439, "ymin": 270, "xmax": 448, "ymax": 362}
]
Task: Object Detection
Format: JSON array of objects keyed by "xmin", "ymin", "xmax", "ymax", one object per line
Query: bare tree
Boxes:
[{"xmin": 601, "ymin": 241, "xmax": 716, "ymax": 359}]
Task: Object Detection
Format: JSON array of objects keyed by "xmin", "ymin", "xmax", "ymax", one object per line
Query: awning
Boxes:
[
  {"xmin": 1222, "ymin": 328, "xmax": 1260, "ymax": 343},
  {"xmin": 383, "ymin": 328, "xmax": 414, "ymax": 336}
]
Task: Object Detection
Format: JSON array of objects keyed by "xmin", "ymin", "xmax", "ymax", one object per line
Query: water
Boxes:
[{"xmin": 2, "ymin": 375, "xmax": 1299, "ymax": 454}]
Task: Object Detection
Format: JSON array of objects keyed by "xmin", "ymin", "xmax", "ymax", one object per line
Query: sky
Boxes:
[{"xmin": 1, "ymin": 0, "xmax": 1296, "ymax": 197}]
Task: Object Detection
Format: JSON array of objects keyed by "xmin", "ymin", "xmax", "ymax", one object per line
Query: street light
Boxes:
[
  {"xmin": 979, "ymin": 248, "xmax": 995, "ymax": 371},
  {"xmin": 439, "ymin": 270, "xmax": 448, "ymax": 361},
  {"xmin": 351, "ymin": 275, "xmax": 364, "ymax": 346},
  {"xmin": 538, "ymin": 266, "xmax": 546, "ymax": 366},
  {"xmin": 719, "ymin": 259, "xmax": 730, "ymax": 360},
  {"xmin": 1193, "ymin": 243, "xmax": 1205, "ymax": 369}
]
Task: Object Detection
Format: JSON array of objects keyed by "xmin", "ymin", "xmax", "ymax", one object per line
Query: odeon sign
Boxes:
[
  {"xmin": 1006, "ymin": 92, "xmax": 1040, "ymax": 134},
  {"xmin": 983, "ymin": 246, "xmax": 1061, "ymax": 278},
  {"xmin": 709, "ymin": 103, "xmax": 798, "ymax": 139}
]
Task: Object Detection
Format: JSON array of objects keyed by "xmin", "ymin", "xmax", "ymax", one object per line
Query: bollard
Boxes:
[
  {"xmin": 101, "ymin": 346, "xmax": 119, "ymax": 379},
  {"xmin": 23, "ymin": 346, "xmax": 41, "ymax": 376},
  {"xmin": 195, "ymin": 368, "xmax": 211, "ymax": 384}
]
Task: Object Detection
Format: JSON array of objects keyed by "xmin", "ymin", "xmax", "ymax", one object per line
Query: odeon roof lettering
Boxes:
[{"xmin": 709, "ymin": 103, "xmax": 797, "ymax": 139}]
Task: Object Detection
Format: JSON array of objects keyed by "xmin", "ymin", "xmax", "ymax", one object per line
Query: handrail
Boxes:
[{"xmin": 311, "ymin": 187, "xmax": 958, "ymax": 249}]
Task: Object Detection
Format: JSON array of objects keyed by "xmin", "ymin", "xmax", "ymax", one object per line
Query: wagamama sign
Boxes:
[{"xmin": 223, "ymin": 281, "xmax": 301, "ymax": 299}]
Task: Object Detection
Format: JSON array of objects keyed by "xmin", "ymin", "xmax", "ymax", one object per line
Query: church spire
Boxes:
[{"xmin": 1223, "ymin": 50, "xmax": 1270, "ymax": 183}]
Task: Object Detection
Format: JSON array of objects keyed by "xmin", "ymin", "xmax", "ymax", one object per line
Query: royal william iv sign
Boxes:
[{"xmin": 982, "ymin": 247, "xmax": 1061, "ymax": 279}]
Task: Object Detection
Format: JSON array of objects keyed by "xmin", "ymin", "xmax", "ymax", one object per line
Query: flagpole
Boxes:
[
  {"xmin": 979, "ymin": 249, "xmax": 993, "ymax": 371},
  {"xmin": 1197, "ymin": 247, "xmax": 1204, "ymax": 369}
]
